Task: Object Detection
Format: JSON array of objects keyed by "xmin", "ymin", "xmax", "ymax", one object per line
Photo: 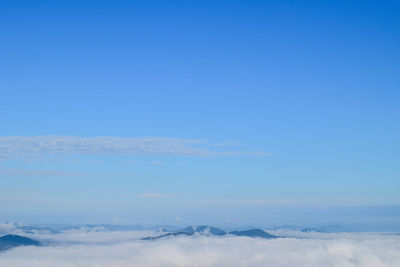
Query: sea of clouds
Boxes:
[{"xmin": 1, "ymin": 224, "xmax": 400, "ymax": 267}]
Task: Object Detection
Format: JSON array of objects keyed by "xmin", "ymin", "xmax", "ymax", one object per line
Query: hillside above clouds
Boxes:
[
  {"xmin": 0, "ymin": 234, "xmax": 40, "ymax": 252},
  {"xmin": 142, "ymin": 226, "xmax": 277, "ymax": 240}
]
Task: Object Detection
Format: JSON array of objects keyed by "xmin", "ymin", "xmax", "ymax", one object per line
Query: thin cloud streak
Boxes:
[{"xmin": 0, "ymin": 136, "xmax": 270, "ymax": 160}]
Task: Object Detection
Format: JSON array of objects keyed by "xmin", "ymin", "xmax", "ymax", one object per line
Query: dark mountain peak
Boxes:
[{"xmin": 0, "ymin": 234, "xmax": 40, "ymax": 252}]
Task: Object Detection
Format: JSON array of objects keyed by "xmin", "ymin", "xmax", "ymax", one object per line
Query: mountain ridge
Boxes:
[
  {"xmin": 142, "ymin": 225, "xmax": 278, "ymax": 240},
  {"xmin": 0, "ymin": 234, "xmax": 40, "ymax": 252}
]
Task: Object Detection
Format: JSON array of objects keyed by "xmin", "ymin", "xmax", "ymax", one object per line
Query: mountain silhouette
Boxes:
[
  {"xmin": 142, "ymin": 226, "xmax": 277, "ymax": 240},
  {"xmin": 0, "ymin": 234, "xmax": 40, "ymax": 252}
]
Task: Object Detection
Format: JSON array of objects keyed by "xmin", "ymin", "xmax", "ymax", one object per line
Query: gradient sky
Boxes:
[{"xmin": 1, "ymin": 0, "xmax": 399, "ymax": 225}]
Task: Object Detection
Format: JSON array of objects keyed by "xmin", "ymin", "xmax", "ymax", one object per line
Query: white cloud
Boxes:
[
  {"xmin": 0, "ymin": 136, "xmax": 270, "ymax": 160},
  {"xmin": 0, "ymin": 136, "xmax": 205, "ymax": 159},
  {"xmin": 1, "ymin": 230, "xmax": 399, "ymax": 267},
  {"xmin": 0, "ymin": 222, "xmax": 16, "ymax": 233}
]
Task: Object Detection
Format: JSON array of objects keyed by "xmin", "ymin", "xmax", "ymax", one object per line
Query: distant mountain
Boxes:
[
  {"xmin": 142, "ymin": 226, "xmax": 277, "ymax": 240},
  {"xmin": 182, "ymin": 226, "xmax": 227, "ymax": 235},
  {"xmin": 301, "ymin": 225, "xmax": 352, "ymax": 233},
  {"xmin": 267, "ymin": 225, "xmax": 304, "ymax": 231},
  {"xmin": 142, "ymin": 231, "xmax": 190, "ymax": 240},
  {"xmin": 95, "ymin": 224, "xmax": 147, "ymax": 231},
  {"xmin": 17, "ymin": 226, "xmax": 58, "ymax": 234},
  {"xmin": 230, "ymin": 229, "xmax": 276, "ymax": 238},
  {"xmin": 142, "ymin": 226, "xmax": 226, "ymax": 240},
  {"xmin": 0, "ymin": 235, "xmax": 40, "ymax": 252}
]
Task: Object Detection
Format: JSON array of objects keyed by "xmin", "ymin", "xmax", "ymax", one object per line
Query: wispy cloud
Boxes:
[
  {"xmin": 0, "ymin": 136, "xmax": 270, "ymax": 160},
  {"xmin": 0, "ymin": 136, "xmax": 205, "ymax": 160}
]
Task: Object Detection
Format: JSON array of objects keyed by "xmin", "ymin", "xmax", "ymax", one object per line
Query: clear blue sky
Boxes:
[{"xmin": 0, "ymin": 0, "xmax": 399, "ymax": 226}]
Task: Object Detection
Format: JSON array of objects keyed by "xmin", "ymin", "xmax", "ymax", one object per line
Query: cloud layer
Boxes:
[
  {"xmin": 0, "ymin": 136, "xmax": 270, "ymax": 160},
  {"xmin": 0, "ymin": 136, "xmax": 205, "ymax": 159},
  {"xmin": 1, "ymin": 228, "xmax": 400, "ymax": 267}
]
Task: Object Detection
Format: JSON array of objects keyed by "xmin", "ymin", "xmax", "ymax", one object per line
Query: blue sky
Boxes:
[{"xmin": 0, "ymin": 0, "xmax": 399, "ymax": 225}]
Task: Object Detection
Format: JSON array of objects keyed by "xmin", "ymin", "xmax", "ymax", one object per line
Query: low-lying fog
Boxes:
[{"xmin": 1, "ymin": 223, "xmax": 399, "ymax": 267}]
